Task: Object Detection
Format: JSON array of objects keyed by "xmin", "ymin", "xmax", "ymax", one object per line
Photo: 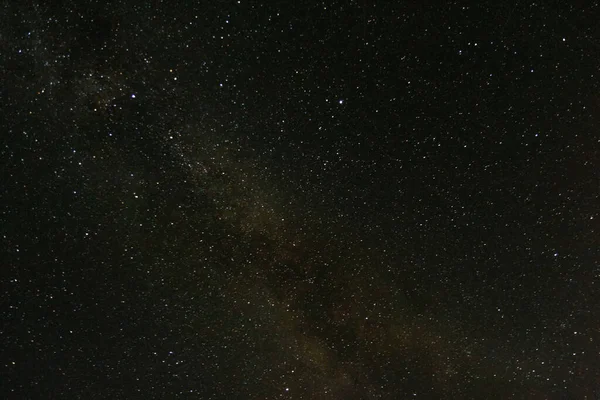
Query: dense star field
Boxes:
[{"xmin": 1, "ymin": 1, "xmax": 599, "ymax": 398}]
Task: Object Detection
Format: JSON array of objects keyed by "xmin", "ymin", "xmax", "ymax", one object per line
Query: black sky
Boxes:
[{"xmin": 1, "ymin": 1, "xmax": 599, "ymax": 399}]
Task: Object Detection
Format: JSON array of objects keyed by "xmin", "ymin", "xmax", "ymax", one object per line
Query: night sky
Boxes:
[{"xmin": 1, "ymin": 1, "xmax": 599, "ymax": 399}]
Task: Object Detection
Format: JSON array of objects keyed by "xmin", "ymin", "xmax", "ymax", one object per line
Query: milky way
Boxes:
[{"xmin": 2, "ymin": 1, "xmax": 599, "ymax": 399}]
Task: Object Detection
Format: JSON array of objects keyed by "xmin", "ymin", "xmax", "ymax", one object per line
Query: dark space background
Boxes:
[{"xmin": 1, "ymin": 1, "xmax": 599, "ymax": 398}]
